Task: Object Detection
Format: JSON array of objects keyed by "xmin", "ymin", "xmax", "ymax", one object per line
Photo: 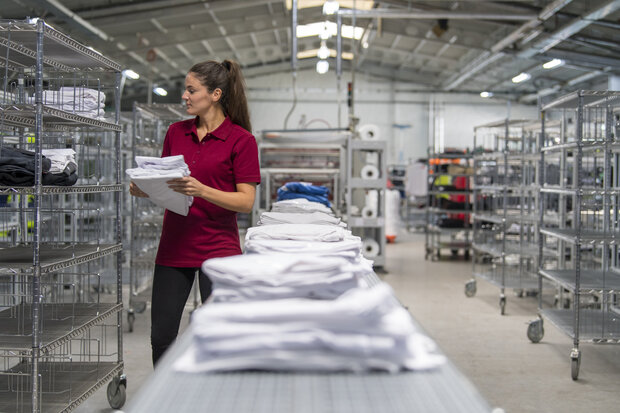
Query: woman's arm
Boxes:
[{"xmin": 167, "ymin": 177, "xmax": 256, "ymax": 213}]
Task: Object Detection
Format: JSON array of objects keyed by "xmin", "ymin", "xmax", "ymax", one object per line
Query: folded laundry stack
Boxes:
[
  {"xmin": 0, "ymin": 147, "xmax": 78, "ymax": 186},
  {"xmin": 28, "ymin": 87, "xmax": 107, "ymax": 119},
  {"xmin": 257, "ymin": 211, "xmax": 345, "ymax": 227},
  {"xmin": 244, "ymin": 238, "xmax": 364, "ymax": 261},
  {"xmin": 271, "ymin": 198, "xmax": 334, "ymax": 215},
  {"xmin": 174, "ymin": 283, "xmax": 446, "ymax": 373},
  {"xmin": 202, "ymin": 254, "xmax": 371, "ymax": 302},
  {"xmin": 41, "ymin": 148, "xmax": 78, "ymax": 186},
  {"xmin": 125, "ymin": 155, "xmax": 192, "ymax": 216},
  {"xmin": 245, "ymin": 223, "xmax": 351, "ymax": 242},
  {"xmin": 276, "ymin": 182, "xmax": 331, "ymax": 207}
]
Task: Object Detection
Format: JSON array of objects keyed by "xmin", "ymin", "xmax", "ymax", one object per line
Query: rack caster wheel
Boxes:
[
  {"xmin": 527, "ymin": 318, "xmax": 544, "ymax": 343},
  {"xmin": 570, "ymin": 349, "xmax": 581, "ymax": 381},
  {"xmin": 127, "ymin": 311, "xmax": 135, "ymax": 333},
  {"xmin": 107, "ymin": 375, "xmax": 127, "ymax": 409},
  {"xmin": 465, "ymin": 279, "xmax": 476, "ymax": 297},
  {"xmin": 499, "ymin": 295, "xmax": 506, "ymax": 315}
]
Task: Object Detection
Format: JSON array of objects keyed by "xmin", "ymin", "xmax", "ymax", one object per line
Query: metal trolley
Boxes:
[
  {"xmin": 467, "ymin": 119, "xmax": 553, "ymax": 314},
  {"xmin": 527, "ymin": 91, "xmax": 620, "ymax": 380},
  {"xmin": 127, "ymin": 103, "xmax": 187, "ymax": 332},
  {"xmin": 0, "ymin": 19, "xmax": 126, "ymax": 411}
]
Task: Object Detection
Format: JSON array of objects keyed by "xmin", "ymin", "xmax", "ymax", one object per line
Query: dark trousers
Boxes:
[{"xmin": 151, "ymin": 264, "xmax": 212, "ymax": 365}]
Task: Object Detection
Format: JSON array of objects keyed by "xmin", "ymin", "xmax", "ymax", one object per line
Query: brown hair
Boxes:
[{"xmin": 188, "ymin": 60, "xmax": 251, "ymax": 132}]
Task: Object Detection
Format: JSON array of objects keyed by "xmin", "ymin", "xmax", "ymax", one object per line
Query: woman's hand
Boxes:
[
  {"xmin": 129, "ymin": 182, "xmax": 149, "ymax": 198},
  {"xmin": 167, "ymin": 176, "xmax": 206, "ymax": 197}
]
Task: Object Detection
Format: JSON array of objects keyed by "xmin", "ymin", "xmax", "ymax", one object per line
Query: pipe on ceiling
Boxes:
[{"xmin": 335, "ymin": 9, "xmax": 537, "ymax": 20}]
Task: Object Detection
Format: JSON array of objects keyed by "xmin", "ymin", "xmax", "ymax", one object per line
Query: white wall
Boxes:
[{"xmin": 246, "ymin": 69, "xmax": 538, "ymax": 164}]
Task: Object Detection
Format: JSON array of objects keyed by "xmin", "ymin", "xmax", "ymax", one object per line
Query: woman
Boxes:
[{"xmin": 129, "ymin": 60, "xmax": 260, "ymax": 365}]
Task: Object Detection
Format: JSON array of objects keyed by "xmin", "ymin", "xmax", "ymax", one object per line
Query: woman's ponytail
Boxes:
[{"xmin": 188, "ymin": 60, "xmax": 252, "ymax": 132}]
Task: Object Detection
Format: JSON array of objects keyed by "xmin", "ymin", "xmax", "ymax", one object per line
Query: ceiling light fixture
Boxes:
[
  {"xmin": 318, "ymin": 42, "xmax": 330, "ymax": 59},
  {"xmin": 153, "ymin": 87, "xmax": 168, "ymax": 96},
  {"xmin": 316, "ymin": 60, "xmax": 329, "ymax": 74},
  {"xmin": 480, "ymin": 91, "xmax": 493, "ymax": 98},
  {"xmin": 323, "ymin": 0, "xmax": 340, "ymax": 15},
  {"xmin": 122, "ymin": 69, "xmax": 140, "ymax": 80},
  {"xmin": 543, "ymin": 58, "xmax": 564, "ymax": 69},
  {"xmin": 512, "ymin": 72, "xmax": 531, "ymax": 84}
]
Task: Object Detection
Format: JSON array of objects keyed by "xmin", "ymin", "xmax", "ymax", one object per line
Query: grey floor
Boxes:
[{"xmin": 76, "ymin": 232, "xmax": 620, "ymax": 413}]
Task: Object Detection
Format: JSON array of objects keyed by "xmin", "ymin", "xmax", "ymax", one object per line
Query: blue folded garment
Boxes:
[{"xmin": 276, "ymin": 182, "xmax": 331, "ymax": 207}]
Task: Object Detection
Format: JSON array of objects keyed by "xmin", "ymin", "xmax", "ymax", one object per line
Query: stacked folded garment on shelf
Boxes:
[
  {"xmin": 244, "ymin": 238, "xmax": 363, "ymax": 261},
  {"xmin": 271, "ymin": 198, "xmax": 334, "ymax": 215},
  {"xmin": 0, "ymin": 147, "xmax": 78, "ymax": 186},
  {"xmin": 257, "ymin": 211, "xmax": 345, "ymax": 227},
  {"xmin": 277, "ymin": 181, "xmax": 331, "ymax": 207},
  {"xmin": 174, "ymin": 283, "xmax": 446, "ymax": 373},
  {"xmin": 37, "ymin": 87, "xmax": 106, "ymax": 119},
  {"xmin": 126, "ymin": 155, "xmax": 192, "ymax": 216},
  {"xmin": 202, "ymin": 254, "xmax": 371, "ymax": 302},
  {"xmin": 245, "ymin": 223, "xmax": 351, "ymax": 242}
]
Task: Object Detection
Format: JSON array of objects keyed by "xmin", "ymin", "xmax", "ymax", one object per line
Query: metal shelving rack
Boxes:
[
  {"xmin": 345, "ymin": 134, "xmax": 387, "ymax": 267},
  {"xmin": 127, "ymin": 103, "xmax": 187, "ymax": 332},
  {"xmin": 254, "ymin": 129, "xmax": 348, "ymax": 224},
  {"xmin": 424, "ymin": 151, "xmax": 473, "ymax": 261},
  {"xmin": 0, "ymin": 19, "xmax": 126, "ymax": 411},
  {"xmin": 467, "ymin": 119, "xmax": 549, "ymax": 314},
  {"xmin": 526, "ymin": 90, "xmax": 620, "ymax": 380}
]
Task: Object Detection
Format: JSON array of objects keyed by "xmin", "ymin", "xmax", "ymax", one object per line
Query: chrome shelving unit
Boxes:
[
  {"xmin": 127, "ymin": 103, "xmax": 187, "ymax": 332},
  {"xmin": 424, "ymin": 152, "xmax": 473, "ymax": 261},
  {"xmin": 0, "ymin": 19, "xmax": 126, "ymax": 412},
  {"xmin": 467, "ymin": 119, "xmax": 549, "ymax": 314},
  {"xmin": 527, "ymin": 90, "xmax": 620, "ymax": 380}
]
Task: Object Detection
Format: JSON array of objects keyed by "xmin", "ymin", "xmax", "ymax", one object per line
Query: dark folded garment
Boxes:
[{"xmin": 0, "ymin": 147, "xmax": 79, "ymax": 186}]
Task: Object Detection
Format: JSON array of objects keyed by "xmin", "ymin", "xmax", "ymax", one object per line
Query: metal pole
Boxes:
[
  {"xmin": 336, "ymin": 14, "xmax": 342, "ymax": 129},
  {"xmin": 115, "ymin": 70, "xmax": 124, "ymax": 364}
]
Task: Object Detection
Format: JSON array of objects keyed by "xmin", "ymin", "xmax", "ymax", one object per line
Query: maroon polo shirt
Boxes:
[{"xmin": 155, "ymin": 116, "xmax": 260, "ymax": 267}]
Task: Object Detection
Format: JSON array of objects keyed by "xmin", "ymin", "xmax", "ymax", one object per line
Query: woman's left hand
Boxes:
[{"xmin": 167, "ymin": 176, "xmax": 206, "ymax": 197}]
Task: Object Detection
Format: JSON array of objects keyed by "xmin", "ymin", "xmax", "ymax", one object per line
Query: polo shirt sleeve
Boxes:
[{"xmin": 232, "ymin": 134, "xmax": 261, "ymax": 185}]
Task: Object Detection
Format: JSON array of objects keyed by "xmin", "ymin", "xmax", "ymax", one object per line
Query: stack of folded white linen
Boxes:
[
  {"xmin": 257, "ymin": 211, "xmax": 345, "ymax": 227},
  {"xmin": 271, "ymin": 198, "xmax": 333, "ymax": 215},
  {"xmin": 174, "ymin": 283, "xmax": 446, "ymax": 373},
  {"xmin": 42, "ymin": 148, "xmax": 77, "ymax": 174},
  {"xmin": 202, "ymin": 254, "xmax": 372, "ymax": 302},
  {"xmin": 125, "ymin": 155, "xmax": 193, "ymax": 216},
  {"xmin": 244, "ymin": 238, "xmax": 363, "ymax": 261},
  {"xmin": 36, "ymin": 87, "xmax": 106, "ymax": 119},
  {"xmin": 245, "ymin": 223, "xmax": 351, "ymax": 242}
]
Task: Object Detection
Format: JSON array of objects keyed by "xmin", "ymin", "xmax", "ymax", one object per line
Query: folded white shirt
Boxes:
[
  {"xmin": 258, "ymin": 211, "xmax": 344, "ymax": 227},
  {"xmin": 174, "ymin": 284, "xmax": 446, "ymax": 373},
  {"xmin": 126, "ymin": 155, "xmax": 192, "ymax": 216},
  {"xmin": 245, "ymin": 223, "xmax": 351, "ymax": 242},
  {"xmin": 244, "ymin": 237, "xmax": 363, "ymax": 261},
  {"xmin": 42, "ymin": 149, "xmax": 77, "ymax": 174},
  {"xmin": 271, "ymin": 198, "xmax": 334, "ymax": 215}
]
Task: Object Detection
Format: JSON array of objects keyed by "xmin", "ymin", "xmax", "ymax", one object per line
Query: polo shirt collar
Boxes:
[{"xmin": 186, "ymin": 116, "xmax": 233, "ymax": 142}]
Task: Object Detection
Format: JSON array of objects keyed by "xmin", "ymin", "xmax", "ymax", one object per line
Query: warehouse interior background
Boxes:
[{"xmin": 1, "ymin": 1, "xmax": 620, "ymax": 413}]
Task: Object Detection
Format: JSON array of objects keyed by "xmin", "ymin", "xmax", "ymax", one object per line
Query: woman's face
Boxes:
[{"xmin": 182, "ymin": 72, "xmax": 220, "ymax": 116}]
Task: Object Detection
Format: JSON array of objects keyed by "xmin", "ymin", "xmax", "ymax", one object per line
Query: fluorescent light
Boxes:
[
  {"xmin": 323, "ymin": 0, "xmax": 339, "ymax": 14},
  {"xmin": 153, "ymin": 87, "xmax": 168, "ymax": 96},
  {"xmin": 512, "ymin": 72, "xmax": 531, "ymax": 83},
  {"xmin": 318, "ymin": 42, "xmax": 330, "ymax": 59},
  {"xmin": 316, "ymin": 60, "xmax": 329, "ymax": 74},
  {"xmin": 296, "ymin": 21, "xmax": 363, "ymax": 40},
  {"xmin": 543, "ymin": 58, "xmax": 564, "ymax": 69},
  {"xmin": 286, "ymin": 0, "xmax": 372, "ymax": 10},
  {"xmin": 297, "ymin": 49, "xmax": 353, "ymax": 60},
  {"xmin": 123, "ymin": 69, "xmax": 140, "ymax": 80},
  {"xmin": 480, "ymin": 91, "xmax": 493, "ymax": 98}
]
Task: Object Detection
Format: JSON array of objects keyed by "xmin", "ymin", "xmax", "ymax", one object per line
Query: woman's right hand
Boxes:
[{"xmin": 129, "ymin": 182, "xmax": 149, "ymax": 198}]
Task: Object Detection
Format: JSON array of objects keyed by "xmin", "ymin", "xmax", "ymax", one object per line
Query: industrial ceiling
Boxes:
[{"xmin": 3, "ymin": 0, "xmax": 619, "ymax": 104}]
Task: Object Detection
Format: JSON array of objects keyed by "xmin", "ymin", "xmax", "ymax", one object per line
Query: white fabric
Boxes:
[
  {"xmin": 202, "ymin": 254, "xmax": 371, "ymax": 302},
  {"xmin": 271, "ymin": 198, "xmax": 333, "ymax": 215},
  {"xmin": 126, "ymin": 155, "xmax": 192, "ymax": 216},
  {"xmin": 244, "ymin": 237, "xmax": 363, "ymax": 261},
  {"xmin": 258, "ymin": 211, "xmax": 344, "ymax": 227},
  {"xmin": 174, "ymin": 284, "xmax": 446, "ymax": 373},
  {"xmin": 33, "ymin": 87, "xmax": 106, "ymax": 119},
  {"xmin": 245, "ymin": 223, "xmax": 351, "ymax": 242},
  {"xmin": 42, "ymin": 148, "xmax": 77, "ymax": 174}
]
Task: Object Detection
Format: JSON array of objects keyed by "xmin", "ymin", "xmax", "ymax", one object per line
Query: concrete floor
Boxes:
[{"xmin": 76, "ymin": 232, "xmax": 620, "ymax": 412}]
